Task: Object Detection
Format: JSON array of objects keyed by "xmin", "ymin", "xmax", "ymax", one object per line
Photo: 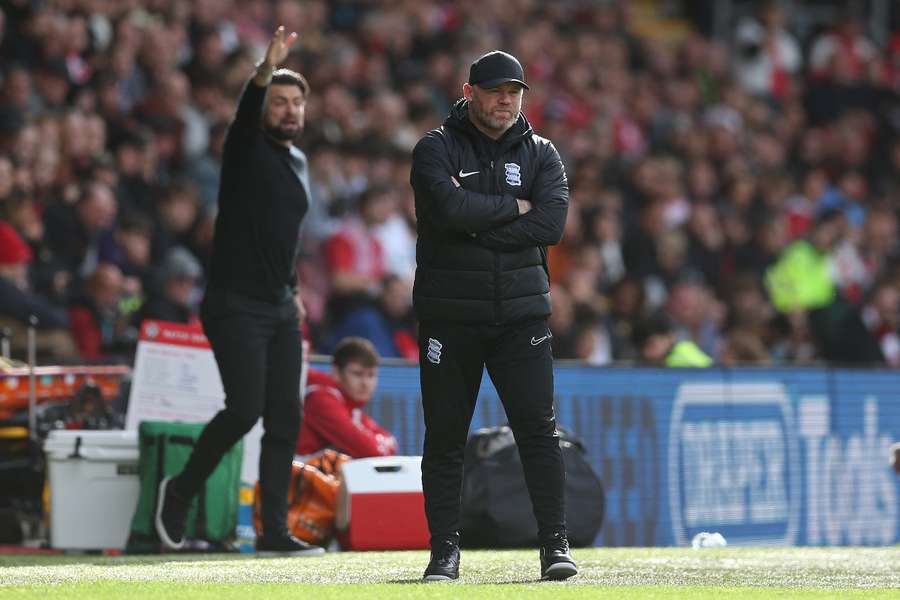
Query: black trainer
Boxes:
[
  {"xmin": 256, "ymin": 533, "xmax": 325, "ymax": 557},
  {"xmin": 423, "ymin": 539, "xmax": 460, "ymax": 582},
  {"xmin": 540, "ymin": 533, "xmax": 578, "ymax": 580},
  {"xmin": 155, "ymin": 476, "xmax": 189, "ymax": 550}
]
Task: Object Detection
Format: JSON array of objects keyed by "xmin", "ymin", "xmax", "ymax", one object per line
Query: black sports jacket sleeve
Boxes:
[
  {"xmin": 411, "ymin": 133, "xmax": 520, "ymax": 234},
  {"xmin": 475, "ymin": 142, "xmax": 568, "ymax": 251},
  {"xmin": 224, "ymin": 79, "xmax": 267, "ymax": 148}
]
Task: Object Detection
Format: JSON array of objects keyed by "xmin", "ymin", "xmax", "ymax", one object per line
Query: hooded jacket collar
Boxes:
[{"xmin": 444, "ymin": 98, "xmax": 532, "ymax": 159}]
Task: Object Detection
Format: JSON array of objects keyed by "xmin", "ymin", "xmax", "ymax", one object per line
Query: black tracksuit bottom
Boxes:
[
  {"xmin": 419, "ymin": 317, "xmax": 566, "ymax": 545},
  {"xmin": 173, "ymin": 289, "xmax": 302, "ymax": 537}
]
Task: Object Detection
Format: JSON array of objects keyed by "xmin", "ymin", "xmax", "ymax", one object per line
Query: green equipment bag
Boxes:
[{"xmin": 127, "ymin": 420, "xmax": 243, "ymax": 551}]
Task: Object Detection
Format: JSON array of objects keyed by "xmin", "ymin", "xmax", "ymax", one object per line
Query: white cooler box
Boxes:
[
  {"xmin": 336, "ymin": 456, "xmax": 429, "ymax": 550},
  {"xmin": 44, "ymin": 430, "xmax": 140, "ymax": 550}
]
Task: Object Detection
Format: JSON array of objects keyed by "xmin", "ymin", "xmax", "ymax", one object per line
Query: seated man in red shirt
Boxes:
[{"xmin": 297, "ymin": 336, "xmax": 398, "ymax": 457}]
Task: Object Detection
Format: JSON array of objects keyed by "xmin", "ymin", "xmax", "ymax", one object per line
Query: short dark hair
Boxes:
[
  {"xmin": 359, "ymin": 183, "xmax": 395, "ymax": 209},
  {"xmin": 631, "ymin": 313, "xmax": 673, "ymax": 350},
  {"xmin": 118, "ymin": 212, "xmax": 154, "ymax": 237},
  {"xmin": 163, "ymin": 177, "xmax": 200, "ymax": 205},
  {"xmin": 271, "ymin": 68, "xmax": 309, "ymax": 97},
  {"xmin": 333, "ymin": 337, "xmax": 379, "ymax": 369}
]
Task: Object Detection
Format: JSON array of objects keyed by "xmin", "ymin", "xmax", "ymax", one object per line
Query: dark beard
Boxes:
[{"xmin": 264, "ymin": 123, "xmax": 299, "ymax": 142}]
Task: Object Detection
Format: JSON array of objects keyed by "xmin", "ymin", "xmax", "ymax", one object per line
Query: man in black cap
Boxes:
[
  {"xmin": 410, "ymin": 50, "xmax": 575, "ymax": 581},
  {"xmin": 154, "ymin": 26, "xmax": 323, "ymax": 557}
]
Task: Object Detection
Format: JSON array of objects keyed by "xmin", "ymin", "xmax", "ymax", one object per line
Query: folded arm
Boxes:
[
  {"xmin": 411, "ymin": 134, "xmax": 520, "ymax": 234},
  {"xmin": 475, "ymin": 142, "xmax": 569, "ymax": 251}
]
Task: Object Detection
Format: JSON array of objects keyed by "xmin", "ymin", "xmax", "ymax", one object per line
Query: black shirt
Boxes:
[{"xmin": 206, "ymin": 80, "xmax": 310, "ymax": 302}]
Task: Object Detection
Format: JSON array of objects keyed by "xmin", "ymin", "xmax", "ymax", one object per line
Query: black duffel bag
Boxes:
[{"xmin": 460, "ymin": 425, "xmax": 604, "ymax": 548}]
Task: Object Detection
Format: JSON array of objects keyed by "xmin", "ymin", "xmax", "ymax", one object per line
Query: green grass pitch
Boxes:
[{"xmin": 2, "ymin": 547, "xmax": 899, "ymax": 598}]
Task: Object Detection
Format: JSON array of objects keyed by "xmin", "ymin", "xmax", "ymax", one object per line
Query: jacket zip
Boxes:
[{"xmin": 489, "ymin": 158, "xmax": 501, "ymax": 325}]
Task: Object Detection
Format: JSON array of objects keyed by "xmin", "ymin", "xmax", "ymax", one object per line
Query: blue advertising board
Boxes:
[{"xmin": 315, "ymin": 360, "xmax": 900, "ymax": 547}]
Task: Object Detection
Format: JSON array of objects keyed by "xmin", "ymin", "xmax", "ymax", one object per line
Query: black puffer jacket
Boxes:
[{"xmin": 410, "ymin": 99, "xmax": 568, "ymax": 325}]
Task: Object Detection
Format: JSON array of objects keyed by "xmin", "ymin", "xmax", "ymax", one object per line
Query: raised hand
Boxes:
[{"xmin": 262, "ymin": 26, "xmax": 298, "ymax": 69}]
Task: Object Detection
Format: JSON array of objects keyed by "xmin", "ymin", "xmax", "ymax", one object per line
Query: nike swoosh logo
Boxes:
[
  {"xmin": 458, "ymin": 170, "xmax": 479, "ymax": 178},
  {"xmin": 531, "ymin": 335, "xmax": 550, "ymax": 346}
]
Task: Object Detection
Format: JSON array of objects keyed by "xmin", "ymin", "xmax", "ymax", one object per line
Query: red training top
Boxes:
[{"xmin": 296, "ymin": 368, "xmax": 398, "ymax": 458}]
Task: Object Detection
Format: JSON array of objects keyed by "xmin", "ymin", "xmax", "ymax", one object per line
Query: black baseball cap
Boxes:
[{"xmin": 468, "ymin": 51, "xmax": 529, "ymax": 90}]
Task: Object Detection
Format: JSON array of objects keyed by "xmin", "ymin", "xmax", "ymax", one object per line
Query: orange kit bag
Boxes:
[{"xmin": 253, "ymin": 449, "xmax": 351, "ymax": 545}]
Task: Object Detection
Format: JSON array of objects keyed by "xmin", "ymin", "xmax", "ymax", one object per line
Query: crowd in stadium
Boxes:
[{"xmin": 1, "ymin": 0, "xmax": 900, "ymax": 367}]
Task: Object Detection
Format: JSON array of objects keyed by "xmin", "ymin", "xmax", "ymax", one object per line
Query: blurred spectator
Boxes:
[
  {"xmin": 138, "ymin": 246, "xmax": 202, "ymax": 325},
  {"xmin": 605, "ymin": 276, "xmax": 645, "ymax": 361},
  {"xmin": 156, "ymin": 177, "xmax": 203, "ymax": 255},
  {"xmin": 43, "ymin": 180, "xmax": 117, "ymax": 278},
  {"xmin": 33, "ymin": 59, "xmax": 70, "ymax": 114},
  {"xmin": 372, "ymin": 186, "xmax": 416, "ymax": 285},
  {"xmin": 719, "ymin": 329, "xmax": 771, "ymax": 367},
  {"xmin": 726, "ymin": 275, "xmax": 775, "ymax": 340},
  {"xmin": 67, "ymin": 263, "xmax": 131, "ymax": 361},
  {"xmin": 632, "ymin": 314, "xmax": 713, "ymax": 368},
  {"xmin": 569, "ymin": 310, "xmax": 616, "ymax": 366},
  {"xmin": 686, "ymin": 202, "xmax": 725, "ymax": 286},
  {"xmin": 0, "ymin": 221, "xmax": 77, "ymax": 360},
  {"xmin": 1, "ymin": 0, "xmax": 898, "ymax": 367},
  {"xmin": 548, "ymin": 197, "xmax": 585, "ymax": 287},
  {"xmin": 548, "ymin": 283, "xmax": 578, "ymax": 358},
  {"xmin": 664, "ymin": 278, "xmax": 722, "ymax": 357},
  {"xmin": 187, "ymin": 119, "xmax": 227, "ymax": 211},
  {"xmin": 322, "ymin": 184, "xmax": 391, "ymax": 320},
  {"xmin": 98, "ymin": 212, "xmax": 155, "ymax": 295},
  {"xmin": 765, "ymin": 209, "xmax": 845, "ymax": 314},
  {"xmin": 644, "ymin": 229, "xmax": 692, "ymax": 304},
  {"xmin": 585, "ymin": 207, "xmax": 626, "ymax": 288},
  {"xmin": 323, "ymin": 274, "xmax": 417, "ymax": 361},
  {"xmin": 113, "ymin": 129, "xmax": 157, "ymax": 218},
  {"xmin": 733, "ymin": 1, "xmax": 802, "ymax": 102},
  {"xmin": 826, "ymin": 278, "xmax": 900, "ymax": 366},
  {"xmin": 809, "ymin": 7, "xmax": 877, "ymax": 80}
]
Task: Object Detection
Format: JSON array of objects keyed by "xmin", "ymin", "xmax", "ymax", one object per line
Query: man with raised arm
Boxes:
[{"xmin": 155, "ymin": 26, "xmax": 322, "ymax": 556}]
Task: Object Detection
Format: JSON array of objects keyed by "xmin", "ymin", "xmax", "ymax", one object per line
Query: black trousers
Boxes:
[
  {"xmin": 419, "ymin": 318, "xmax": 566, "ymax": 545},
  {"xmin": 174, "ymin": 290, "xmax": 301, "ymax": 537}
]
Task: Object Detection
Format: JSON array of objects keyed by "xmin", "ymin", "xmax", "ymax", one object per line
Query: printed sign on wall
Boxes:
[
  {"xmin": 355, "ymin": 363, "xmax": 900, "ymax": 547},
  {"xmin": 126, "ymin": 320, "xmax": 272, "ymax": 483}
]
